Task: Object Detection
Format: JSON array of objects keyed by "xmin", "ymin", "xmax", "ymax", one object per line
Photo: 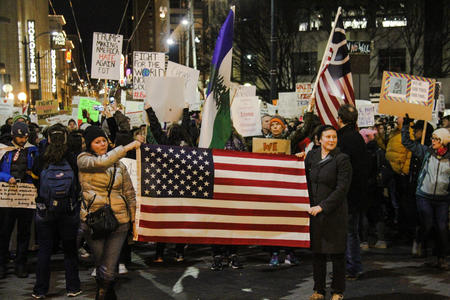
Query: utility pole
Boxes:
[
  {"xmin": 190, "ymin": 0, "xmax": 197, "ymax": 69},
  {"xmin": 270, "ymin": 0, "xmax": 277, "ymax": 102}
]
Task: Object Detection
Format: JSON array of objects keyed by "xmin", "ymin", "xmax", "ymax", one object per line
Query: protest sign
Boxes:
[
  {"xmin": 166, "ymin": 61, "xmax": 200, "ymax": 105},
  {"xmin": 133, "ymin": 52, "xmax": 165, "ymax": 99},
  {"xmin": 296, "ymin": 82, "xmax": 313, "ymax": 100},
  {"xmin": 120, "ymin": 158, "xmax": 137, "ymax": 192},
  {"xmin": 252, "ymin": 138, "xmax": 291, "ymax": 155},
  {"xmin": 91, "ymin": 32, "xmax": 123, "ymax": 80},
  {"xmin": 77, "ymin": 97, "xmax": 101, "ymax": 123},
  {"xmin": 231, "ymin": 96, "xmax": 262, "ymax": 137},
  {"xmin": 379, "ymin": 71, "xmax": 436, "ymax": 121},
  {"xmin": 267, "ymin": 103, "xmax": 277, "ymax": 115},
  {"xmin": 277, "ymin": 92, "xmax": 302, "ymax": 118},
  {"xmin": 144, "ymin": 77, "xmax": 185, "ymax": 123},
  {"xmin": 230, "ymin": 83, "xmax": 256, "ymax": 100},
  {"xmin": 0, "ymin": 182, "xmax": 36, "ymax": 209},
  {"xmin": 46, "ymin": 114, "xmax": 73, "ymax": 125},
  {"xmin": 355, "ymin": 100, "xmax": 375, "ymax": 127},
  {"xmin": 0, "ymin": 98, "xmax": 13, "ymax": 125},
  {"xmin": 35, "ymin": 100, "xmax": 59, "ymax": 123}
]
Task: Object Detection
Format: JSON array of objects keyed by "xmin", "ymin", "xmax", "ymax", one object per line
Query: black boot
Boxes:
[{"xmin": 105, "ymin": 281, "xmax": 117, "ymax": 300}]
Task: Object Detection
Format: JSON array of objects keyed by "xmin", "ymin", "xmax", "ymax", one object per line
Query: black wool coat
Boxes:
[{"xmin": 305, "ymin": 147, "xmax": 352, "ymax": 254}]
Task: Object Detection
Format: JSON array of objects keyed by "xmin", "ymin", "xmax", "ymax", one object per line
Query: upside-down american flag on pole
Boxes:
[
  {"xmin": 134, "ymin": 144, "xmax": 310, "ymax": 248},
  {"xmin": 313, "ymin": 7, "xmax": 355, "ymax": 128}
]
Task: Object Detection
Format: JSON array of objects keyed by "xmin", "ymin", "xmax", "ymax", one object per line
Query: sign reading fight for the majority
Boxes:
[
  {"xmin": 231, "ymin": 96, "xmax": 262, "ymax": 137},
  {"xmin": 91, "ymin": 32, "xmax": 123, "ymax": 80},
  {"xmin": 35, "ymin": 99, "xmax": 59, "ymax": 119},
  {"xmin": 133, "ymin": 52, "xmax": 165, "ymax": 99},
  {"xmin": 379, "ymin": 71, "xmax": 436, "ymax": 121},
  {"xmin": 0, "ymin": 183, "xmax": 36, "ymax": 209}
]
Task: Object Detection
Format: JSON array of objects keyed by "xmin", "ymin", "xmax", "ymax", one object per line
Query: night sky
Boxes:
[{"xmin": 51, "ymin": 0, "xmax": 129, "ymax": 78}]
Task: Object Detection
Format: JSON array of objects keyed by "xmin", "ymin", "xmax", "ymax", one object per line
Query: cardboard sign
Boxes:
[
  {"xmin": 166, "ymin": 61, "xmax": 200, "ymax": 105},
  {"xmin": 379, "ymin": 71, "xmax": 436, "ymax": 121},
  {"xmin": 120, "ymin": 158, "xmax": 137, "ymax": 192},
  {"xmin": 144, "ymin": 77, "xmax": 185, "ymax": 123},
  {"xmin": 133, "ymin": 52, "xmax": 165, "ymax": 99},
  {"xmin": 252, "ymin": 138, "xmax": 291, "ymax": 155},
  {"xmin": 77, "ymin": 97, "xmax": 101, "ymax": 123},
  {"xmin": 355, "ymin": 100, "xmax": 375, "ymax": 127},
  {"xmin": 91, "ymin": 32, "xmax": 123, "ymax": 80},
  {"xmin": 0, "ymin": 182, "xmax": 37, "ymax": 209},
  {"xmin": 231, "ymin": 96, "xmax": 262, "ymax": 137},
  {"xmin": 35, "ymin": 99, "xmax": 59, "ymax": 117}
]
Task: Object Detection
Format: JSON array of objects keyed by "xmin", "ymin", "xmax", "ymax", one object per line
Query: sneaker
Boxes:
[
  {"xmin": 67, "ymin": 290, "xmax": 82, "ymax": 297},
  {"xmin": 78, "ymin": 248, "xmax": 90, "ymax": 259},
  {"xmin": 31, "ymin": 293, "xmax": 46, "ymax": 299},
  {"xmin": 175, "ymin": 253, "xmax": 184, "ymax": 262},
  {"xmin": 269, "ymin": 252, "xmax": 280, "ymax": 267},
  {"xmin": 330, "ymin": 293, "xmax": 344, "ymax": 300},
  {"xmin": 91, "ymin": 268, "xmax": 96, "ymax": 277},
  {"xmin": 118, "ymin": 264, "xmax": 128, "ymax": 275},
  {"xmin": 229, "ymin": 254, "xmax": 243, "ymax": 269},
  {"xmin": 360, "ymin": 242, "xmax": 369, "ymax": 251},
  {"xmin": 211, "ymin": 255, "xmax": 223, "ymax": 271},
  {"xmin": 374, "ymin": 240, "xmax": 387, "ymax": 249},
  {"xmin": 153, "ymin": 256, "xmax": 164, "ymax": 263},
  {"xmin": 284, "ymin": 253, "xmax": 300, "ymax": 265},
  {"xmin": 309, "ymin": 291, "xmax": 325, "ymax": 300}
]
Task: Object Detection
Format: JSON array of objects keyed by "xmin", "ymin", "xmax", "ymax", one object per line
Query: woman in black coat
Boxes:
[{"xmin": 304, "ymin": 125, "xmax": 352, "ymax": 300}]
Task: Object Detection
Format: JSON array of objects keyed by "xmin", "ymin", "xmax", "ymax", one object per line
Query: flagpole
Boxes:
[{"xmin": 308, "ymin": 6, "xmax": 342, "ymax": 112}]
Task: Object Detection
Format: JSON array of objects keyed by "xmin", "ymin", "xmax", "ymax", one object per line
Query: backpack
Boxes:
[{"xmin": 39, "ymin": 160, "xmax": 75, "ymax": 214}]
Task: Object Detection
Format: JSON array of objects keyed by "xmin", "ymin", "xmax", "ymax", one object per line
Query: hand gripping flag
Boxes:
[
  {"xmin": 134, "ymin": 144, "xmax": 310, "ymax": 248},
  {"xmin": 313, "ymin": 7, "xmax": 355, "ymax": 128},
  {"xmin": 198, "ymin": 7, "xmax": 234, "ymax": 149}
]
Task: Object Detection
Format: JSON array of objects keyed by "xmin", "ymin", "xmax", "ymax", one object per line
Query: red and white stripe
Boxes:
[{"xmin": 136, "ymin": 150, "xmax": 310, "ymax": 248}]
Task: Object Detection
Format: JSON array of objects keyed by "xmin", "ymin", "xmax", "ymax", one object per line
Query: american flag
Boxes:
[
  {"xmin": 314, "ymin": 8, "xmax": 355, "ymax": 128},
  {"xmin": 135, "ymin": 144, "xmax": 310, "ymax": 248}
]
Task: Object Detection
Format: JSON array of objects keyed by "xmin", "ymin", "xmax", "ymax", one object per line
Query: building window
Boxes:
[
  {"xmin": 378, "ymin": 48, "xmax": 406, "ymax": 77},
  {"xmin": 294, "ymin": 52, "xmax": 317, "ymax": 76}
]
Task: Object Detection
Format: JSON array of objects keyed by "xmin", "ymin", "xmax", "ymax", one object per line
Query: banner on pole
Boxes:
[
  {"xmin": 0, "ymin": 182, "xmax": 36, "ymax": 209},
  {"xmin": 231, "ymin": 96, "xmax": 262, "ymax": 137},
  {"xmin": 133, "ymin": 52, "xmax": 165, "ymax": 99},
  {"xmin": 379, "ymin": 71, "xmax": 436, "ymax": 121},
  {"xmin": 91, "ymin": 32, "xmax": 123, "ymax": 80}
]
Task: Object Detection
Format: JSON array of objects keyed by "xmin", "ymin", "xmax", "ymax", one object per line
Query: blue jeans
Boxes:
[
  {"xmin": 346, "ymin": 213, "xmax": 362, "ymax": 275},
  {"xmin": 33, "ymin": 210, "xmax": 80, "ymax": 295},
  {"xmin": 83, "ymin": 222, "xmax": 129, "ymax": 282},
  {"xmin": 416, "ymin": 196, "xmax": 449, "ymax": 258}
]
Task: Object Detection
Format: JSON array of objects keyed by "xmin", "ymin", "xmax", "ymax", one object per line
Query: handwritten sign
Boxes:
[
  {"xmin": 46, "ymin": 114, "xmax": 73, "ymax": 125},
  {"xmin": 77, "ymin": 97, "xmax": 101, "ymax": 123},
  {"xmin": 133, "ymin": 52, "xmax": 165, "ymax": 99},
  {"xmin": 356, "ymin": 100, "xmax": 375, "ymax": 127},
  {"xmin": 91, "ymin": 32, "xmax": 123, "ymax": 80},
  {"xmin": 144, "ymin": 77, "xmax": 185, "ymax": 123},
  {"xmin": 231, "ymin": 96, "xmax": 262, "ymax": 137},
  {"xmin": 379, "ymin": 71, "xmax": 436, "ymax": 121},
  {"xmin": 230, "ymin": 83, "xmax": 256, "ymax": 100},
  {"xmin": 277, "ymin": 92, "xmax": 303, "ymax": 118},
  {"xmin": 35, "ymin": 99, "xmax": 59, "ymax": 118},
  {"xmin": 166, "ymin": 61, "xmax": 200, "ymax": 105},
  {"xmin": 252, "ymin": 138, "xmax": 291, "ymax": 155},
  {"xmin": 0, "ymin": 182, "xmax": 37, "ymax": 209}
]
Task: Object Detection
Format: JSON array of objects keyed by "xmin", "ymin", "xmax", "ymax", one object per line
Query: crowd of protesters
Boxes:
[{"xmin": 0, "ymin": 100, "xmax": 448, "ymax": 300}]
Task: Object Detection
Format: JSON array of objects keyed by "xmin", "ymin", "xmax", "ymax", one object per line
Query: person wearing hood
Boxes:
[
  {"xmin": 402, "ymin": 115, "xmax": 450, "ymax": 270},
  {"xmin": 0, "ymin": 122, "xmax": 39, "ymax": 279}
]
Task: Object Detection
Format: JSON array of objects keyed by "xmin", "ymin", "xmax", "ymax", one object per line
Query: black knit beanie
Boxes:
[{"xmin": 84, "ymin": 126, "xmax": 108, "ymax": 151}]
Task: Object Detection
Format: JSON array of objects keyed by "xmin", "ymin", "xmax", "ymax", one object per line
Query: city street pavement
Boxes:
[{"xmin": 0, "ymin": 242, "xmax": 449, "ymax": 300}]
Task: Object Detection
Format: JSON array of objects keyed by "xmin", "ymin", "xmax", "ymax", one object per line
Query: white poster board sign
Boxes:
[
  {"xmin": 46, "ymin": 114, "xmax": 74, "ymax": 125},
  {"xmin": 133, "ymin": 52, "xmax": 165, "ymax": 99},
  {"xmin": 0, "ymin": 182, "xmax": 37, "ymax": 209},
  {"xmin": 277, "ymin": 92, "xmax": 301, "ymax": 118},
  {"xmin": 230, "ymin": 83, "xmax": 256, "ymax": 100},
  {"xmin": 0, "ymin": 98, "xmax": 13, "ymax": 125},
  {"xmin": 144, "ymin": 77, "xmax": 185, "ymax": 123},
  {"xmin": 166, "ymin": 61, "xmax": 200, "ymax": 105},
  {"xmin": 90, "ymin": 32, "xmax": 123, "ymax": 80},
  {"xmin": 267, "ymin": 103, "xmax": 277, "ymax": 115},
  {"xmin": 120, "ymin": 158, "xmax": 137, "ymax": 192},
  {"xmin": 356, "ymin": 100, "xmax": 375, "ymax": 127},
  {"xmin": 231, "ymin": 96, "xmax": 262, "ymax": 137}
]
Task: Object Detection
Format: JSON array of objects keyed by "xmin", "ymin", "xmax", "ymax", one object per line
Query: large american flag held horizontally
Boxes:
[
  {"xmin": 314, "ymin": 8, "xmax": 355, "ymax": 128},
  {"xmin": 135, "ymin": 144, "xmax": 310, "ymax": 248}
]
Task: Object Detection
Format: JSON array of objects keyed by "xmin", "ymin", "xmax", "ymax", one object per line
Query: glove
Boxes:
[{"xmin": 404, "ymin": 114, "xmax": 414, "ymax": 126}]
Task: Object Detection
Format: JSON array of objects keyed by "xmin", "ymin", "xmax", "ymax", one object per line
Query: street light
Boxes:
[
  {"xmin": 181, "ymin": 18, "xmax": 189, "ymax": 26},
  {"xmin": 166, "ymin": 38, "xmax": 175, "ymax": 46},
  {"xmin": 18, "ymin": 92, "xmax": 27, "ymax": 102}
]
